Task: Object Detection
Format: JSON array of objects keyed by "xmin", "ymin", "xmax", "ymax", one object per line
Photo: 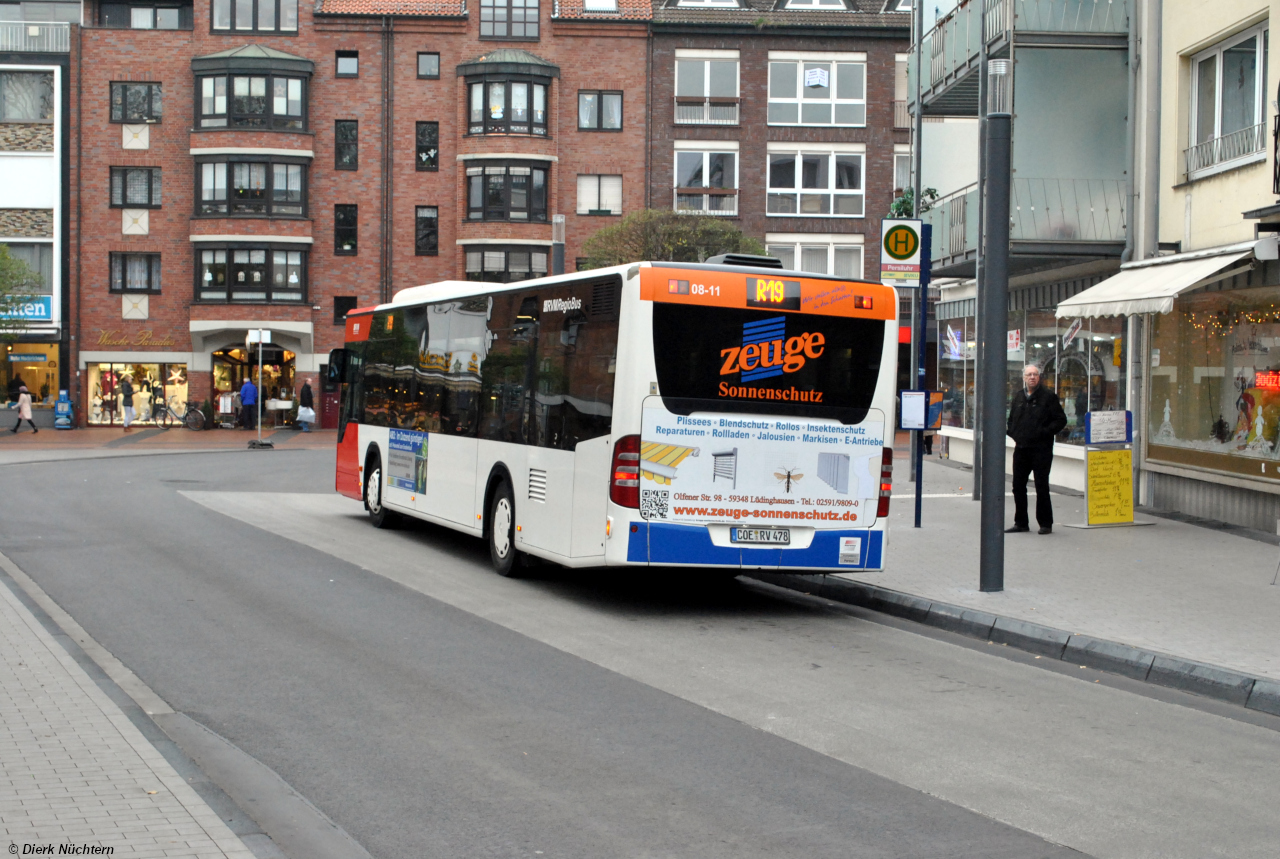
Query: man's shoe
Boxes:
[
  {"xmin": 1038, "ymin": 526, "xmax": 1052, "ymax": 535},
  {"xmin": 1005, "ymin": 525, "xmax": 1030, "ymax": 533}
]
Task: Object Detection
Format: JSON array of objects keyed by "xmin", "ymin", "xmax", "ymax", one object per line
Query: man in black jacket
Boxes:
[{"xmin": 1006, "ymin": 364, "xmax": 1068, "ymax": 534}]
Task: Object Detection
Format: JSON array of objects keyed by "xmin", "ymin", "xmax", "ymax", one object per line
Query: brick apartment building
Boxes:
[
  {"xmin": 66, "ymin": 0, "xmax": 650, "ymax": 427},
  {"xmin": 2, "ymin": 0, "xmax": 908, "ymax": 427},
  {"xmin": 648, "ymin": 0, "xmax": 910, "ymax": 283}
]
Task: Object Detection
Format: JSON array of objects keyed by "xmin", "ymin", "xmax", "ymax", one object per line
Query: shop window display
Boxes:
[
  {"xmin": 86, "ymin": 363, "xmax": 188, "ymax": 425},
  {"xmin": 936, "ymin": 309, "xmax": 1126, "ymax": 443},
  {"xmin": 212, "ymin": 345, "xmax": 295, "ymax": 426},
  {"xmin": 1148, "ymin": 284, "xmax": 1280, "ymax": 471},
  {"xmin": 4, "ymin": 349, "xmax": 58, "ymax": 409}
]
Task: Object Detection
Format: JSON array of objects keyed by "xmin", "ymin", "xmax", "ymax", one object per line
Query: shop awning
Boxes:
[{"xmin": 1055, "ymin": 243, "xmax": 1260, "ymax": 318}]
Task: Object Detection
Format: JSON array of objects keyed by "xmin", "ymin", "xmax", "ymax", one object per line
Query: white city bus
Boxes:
[{"xmin": 331, "ymin": 256, "xmax": 898, "ymax": 575}]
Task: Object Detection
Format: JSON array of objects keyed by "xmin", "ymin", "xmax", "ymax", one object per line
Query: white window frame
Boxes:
[
  {"xmin": 673, "ymin": 141, "xmax": 739, "ymax": 217},
  {"xmin": 674, "ymin": 51, "xmax": 740, "ymax": 126},
  {"xmin": 767, "ymin": 52, "xmax": 866, "ymax": 128},
  {"xmin": 765, "ymin": 233, "xmax": 864, "ymax": 278},
  {"xmin": 1187, "ymin": 23, "xmax": 1269, "ymax": 179},
  {"xmin": 894, "ymin": 143, "xmax": 912, "ymax": 194},
  {"xmin": 577, "ymin": 174, "xmax": 622, "ymax": 215},
  {"xmin": 676, "ymin": 0, "xmax": 738, "ymax": 7},
  {"xmin": 785, "ymin": 0, "xmax": 846, "ymax": 7},
  {"xmin": 766, "ymin": 143, "xmax": 865, "ymax": 218}
]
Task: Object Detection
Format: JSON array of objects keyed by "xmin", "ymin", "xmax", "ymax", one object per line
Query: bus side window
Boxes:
[
  {"xmin": 532, "ymin": 280, "xmax": 619, "ymax": 450},
  {"xmin": 480, "ymin": 290, "xmax": 539, "ymax": 444},
  {"xmin": 423, "ymin": 298, "xmax": 488, "ymax": 437}
]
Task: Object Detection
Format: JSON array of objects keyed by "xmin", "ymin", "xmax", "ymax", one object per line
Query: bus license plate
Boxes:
[{"xmin": 731, "ymin": 528, "xmax": 790, "ymax": 545}]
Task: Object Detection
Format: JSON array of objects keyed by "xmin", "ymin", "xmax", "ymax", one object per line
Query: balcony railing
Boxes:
[
  {"xmin": 0, "ymin": 21, "xmax": 70, "ymax": 52},
  {"xmin": 1185, "ymin": 122, "xmax": 1266, "ymax": 178},
  {"xmin": 673, "ymin": 188, "xmax": 738, "ymax": 216},
  {"xmin": 924, "ymin": 178, "xmax": 1125, "ymax": 263},
  {"xmin": 674, "ymin": 98, "xmax": 739, "ymax": 126},
  {"xmin": 919, "ymin": 0, "xmax": 1129, "ymax": 89},
  {"xmin": 893, "ymin": 100, "xmax": 910, "ymax": 128}
]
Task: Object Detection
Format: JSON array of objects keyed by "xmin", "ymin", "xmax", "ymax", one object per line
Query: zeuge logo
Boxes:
[
  {"xmin": 543, "ymin": 297, "xmax": 583, "ymax": 313},
  {"xmin": 719, "ymin": 316, "xmax": 825, "ymax": 379}
]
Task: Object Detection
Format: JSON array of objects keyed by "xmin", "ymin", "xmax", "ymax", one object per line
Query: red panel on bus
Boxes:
[
  {"xmin": 336, "ymin": 423, "xmax": 362, "ymax": 500},
  {"xmin": 345, "ymin": 311, "xmax": 375, "ymax": 343},
  {"xmin": 640, "ymin": 266, "xmax": 895, "ymax": 321}
]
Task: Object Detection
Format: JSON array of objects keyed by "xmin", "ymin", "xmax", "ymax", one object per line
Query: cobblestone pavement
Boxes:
[{"xmin": 0, "ymin": 578, "xmax": 256, "ymax": 858}]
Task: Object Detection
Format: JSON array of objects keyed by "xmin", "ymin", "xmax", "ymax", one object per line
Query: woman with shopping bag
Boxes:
[{"xmin": 297, "ymin": 379, "xmax": 315, "ymax": 432}]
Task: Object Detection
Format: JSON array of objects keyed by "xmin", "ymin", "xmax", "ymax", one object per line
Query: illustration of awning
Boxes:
[{"xmin": 640, "ymin": 441, "xmax": 700, "ymax": 485}]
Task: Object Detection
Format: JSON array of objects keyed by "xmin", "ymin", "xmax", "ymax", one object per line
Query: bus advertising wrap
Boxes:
[{"xmin": 639, "ymin": 399, "xmax": 886, "ymax": 526}]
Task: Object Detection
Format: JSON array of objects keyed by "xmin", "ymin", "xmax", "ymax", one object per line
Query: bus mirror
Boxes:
[{"xmin": 327, "ymin": 349, "xmax": 346, "ymax": 383}]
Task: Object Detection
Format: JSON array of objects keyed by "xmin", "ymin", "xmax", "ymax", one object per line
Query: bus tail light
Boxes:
[
  {"xmin": 876, "ymin": 447, "xmax": 893, "ymax": 518},
  {"xmin": 611, "ymin": 435, "xmax": 641, "ymax": 508}
]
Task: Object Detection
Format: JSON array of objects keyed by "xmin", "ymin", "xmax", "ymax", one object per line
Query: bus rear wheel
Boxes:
[{"xmin": 488, "ymin": 480, "xmax": 520, "ymax": 577}]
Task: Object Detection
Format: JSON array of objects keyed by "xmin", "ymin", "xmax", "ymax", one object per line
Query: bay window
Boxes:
[
  {"xmin": 767, "ymin": 148, "xmax": 864, "ymax": 217},
  {"xmin": 198, "ymin": 74, "xmax": 305, "ymax": 129},
  {"xmin": 466, "ymin": 161, "xmax": 549, "ymax": 222},
  {"xmin": 197, "ymin": 160, "xmax": 305, "ymax": 216},
  {"xmin": 197, "ymin": 246, "xmax": 306, "ymax": 303},
  {"xmin": 768, "ymin": 55, "xmax": 866, "ymax": 126},
  {"xmin": 467, "ymin": 78, "xmax": 548, "ymax": 136},
  {"xmin": 464, "ymin": 245, "xmax": 549, "ymax": 283}
]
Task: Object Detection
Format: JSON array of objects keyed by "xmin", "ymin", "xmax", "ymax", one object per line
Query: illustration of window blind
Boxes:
[
  {"xmin": 711, "ymin": 448, "xmax": 737, "ymax": 488},
  {"xmin": 816, "ymin": 452, "xmax": 850, "ymax": 494}
]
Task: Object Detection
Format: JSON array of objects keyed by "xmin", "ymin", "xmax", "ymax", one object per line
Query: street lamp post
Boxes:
[{"xmin": 979, "ymin": 60, "xmax": 1012, "ymax": 593}]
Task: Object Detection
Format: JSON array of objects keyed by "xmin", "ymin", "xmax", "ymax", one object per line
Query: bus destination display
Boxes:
[{"xmin": 745, "ymin": 277, "xmax": 801, "ymax": 310}]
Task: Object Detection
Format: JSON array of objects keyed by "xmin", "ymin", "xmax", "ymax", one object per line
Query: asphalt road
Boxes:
[{"xmin": 2, "ymin": 449, "xmax": 1277, "ymax": 859}]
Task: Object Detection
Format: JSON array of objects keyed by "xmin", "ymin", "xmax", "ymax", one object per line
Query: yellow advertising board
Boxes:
[{"xmin": 1086, "ymin": 447, "xmax": 1134, "ymax": 525}]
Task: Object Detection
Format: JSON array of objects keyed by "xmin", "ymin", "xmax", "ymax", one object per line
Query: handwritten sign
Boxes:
[
  {"xmin": 1086, "ymin": 448, "xmax": 1133, "ymax": 525},
  {"xmin": 1086, "ymin": 410, "xmax": 1131, "ymax": 444}
]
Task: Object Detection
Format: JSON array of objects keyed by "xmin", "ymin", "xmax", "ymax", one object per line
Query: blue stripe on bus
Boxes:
[
  {"xmin": 742, "ymin": 316, "xmax": 786, "ymax": 335},
  {"xmin": 630, "ymin": 522, "xmax": 884, "ymax": 569}
]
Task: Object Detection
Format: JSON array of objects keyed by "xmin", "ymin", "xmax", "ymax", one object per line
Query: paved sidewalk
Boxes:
[
  {"xmin": 0, "ymin": 576, "xmax": 256, "ymax": 858},
  {"xmin": 859, "ymin": 457, "xmax": 1280, "ymax": 683},
  {"xmin": 0, "ymin": 427, "xmax": 334, "ymax": 466}
]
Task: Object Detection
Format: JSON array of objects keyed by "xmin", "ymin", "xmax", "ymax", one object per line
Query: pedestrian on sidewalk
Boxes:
[
  {"xmin": 1006, "ymin": 363, "xmax": 1066, "ymax": 535},
  {"xmin": 297, "ymin": 379, "xmax": 314, "ymax": 432},
  {"xmin": 10, "ymin": 385, "xmax": 37, "ymax": 433},
  {"xmin": 119, "ymin": 373, "xmax": 135, "ymax": 432},
  {"xmin": 240, "ymin": 376, "xmax": 258, "ymax": 431}
]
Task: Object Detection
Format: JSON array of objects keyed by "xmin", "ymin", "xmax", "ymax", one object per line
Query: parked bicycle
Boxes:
[{"xmin": 154, "ymin": 396, "xmax": 205, "ymax": 430}]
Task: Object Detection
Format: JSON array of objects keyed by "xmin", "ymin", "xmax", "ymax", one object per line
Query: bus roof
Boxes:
[{"xmin": 352, "ymin": 261, "xmax": 893, "ymax": 317}]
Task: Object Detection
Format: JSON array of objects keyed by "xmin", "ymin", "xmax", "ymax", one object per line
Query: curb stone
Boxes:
[{"xmin": 746, "ymin": 572, "xmax": 1274, "ymax": 714}]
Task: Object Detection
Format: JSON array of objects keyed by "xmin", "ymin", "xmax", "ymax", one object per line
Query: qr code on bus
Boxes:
[{"xmin": 640, "ymin": 489, "xmax": 669, "ymax": 520}]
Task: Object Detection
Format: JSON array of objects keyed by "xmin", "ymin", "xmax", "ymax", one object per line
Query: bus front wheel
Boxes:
[
  {"xmin": 365, "ymin": 456, "xmax": 398, "ymax": 529},
  {"xmin": 488, "ymin": 480, "xmax": 520, "ymax": 577}
]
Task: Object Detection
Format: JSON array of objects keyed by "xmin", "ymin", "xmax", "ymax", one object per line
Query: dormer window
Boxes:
[
  {"xmin": 582, "ymin": 0, "xmax": 617, "ymax": 9},
  {"xmin": 211, "ymin": 0, "xmax": 298, "ymax": 33},
  {"xmin": 676, "ymin": 0, "xmax": 738, "ymax": 6},
  {"xmin": 786, "ymin": 0, "xmax": 845, "ymax": 7}
]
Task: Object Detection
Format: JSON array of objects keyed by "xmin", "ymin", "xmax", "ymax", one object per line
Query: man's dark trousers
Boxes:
[{"xmin": 1012, "ymin": 444, "xmax": 1054, "ymax": 530}]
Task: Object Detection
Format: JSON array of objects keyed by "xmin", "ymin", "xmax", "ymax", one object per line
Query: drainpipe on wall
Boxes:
[
  {"xmin": 74, "ymin": 22, "xmax": 82, "ymax": 423},
  {"xmin": 1121, "ymin": 2, "xmax": 1138, "ymax": 264},
  {"xmin": 1141, "ymin": 0, "xmax": 1161, "ymax": 259},
  {"xmin": 381, "ymin": 16, "xmax": 394, "ymax": 304}
]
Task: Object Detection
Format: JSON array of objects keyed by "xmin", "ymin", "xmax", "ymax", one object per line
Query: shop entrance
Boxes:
[
  {"xmin": 5, "ymin": 345, "xmax": 59, "ymax": 410},
  {"xmin": 86, "ymin": 363, "xmax": 190, "ymax": 426},
  {"xmin": 212, "ymin": 344, "xmax": 296, "ymax": 425}
]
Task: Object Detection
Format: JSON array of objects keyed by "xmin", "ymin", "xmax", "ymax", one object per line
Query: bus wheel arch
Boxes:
[{"xmin": 363, "ymin": 445, "xmax": 398, "ymax": 529}]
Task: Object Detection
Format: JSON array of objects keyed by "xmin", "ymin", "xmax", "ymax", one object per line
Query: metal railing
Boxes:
[
  {"xmin": 1009, "ymin": 177, "xmax": 1125, "ymax": 242},
  {"xmin": 0, "ymin": 21, "xmax": 70, "ymax": 52},
  {"xmin": 923, "ymin": 178, "xmax": 1125, "ymax": 263},
  {"xmin": 674, "ymin": 98, "xmax": 739, "ymax": 126},
  {"xmin": 1185, "ymin": 122, "xmax": 1266, "ymax": 177},
  {"xmin": 922, "ymin": 184, "xmax": 979, "ymax": 262},
  {"xmin": 893, "ymin": 100, "xmax": 909, "ymax": 128},
  {"xmin": 673, "ymin": 188, "xmax": 738, "ymax": 217},
  {"xmin": 919, "ymin": 0, "xmax": 1128, "ymax": 89}
]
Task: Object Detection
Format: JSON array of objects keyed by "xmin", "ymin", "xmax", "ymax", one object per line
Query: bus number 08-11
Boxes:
[{"xmin": 690, "ymin": 283, "xmax": 720, "ymax": 297}]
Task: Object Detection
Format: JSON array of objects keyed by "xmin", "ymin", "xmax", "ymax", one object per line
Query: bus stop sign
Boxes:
[{"xmin": 881, "ymin": 219, "xmax": 922, "ymax": 288}]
